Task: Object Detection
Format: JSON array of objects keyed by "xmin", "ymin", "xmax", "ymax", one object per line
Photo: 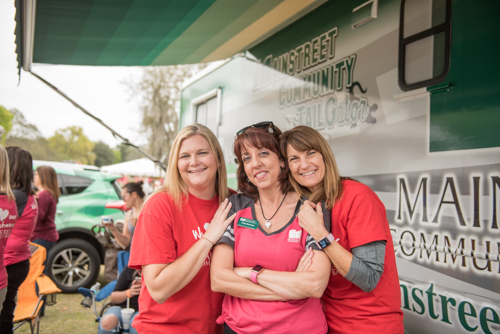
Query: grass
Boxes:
[{"xmin": 16, "ymin": 266, "xmax": 110, "ymax": 334}]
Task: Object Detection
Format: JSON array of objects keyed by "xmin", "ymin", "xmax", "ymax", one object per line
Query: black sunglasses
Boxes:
[{"xmin": 236, "ymin": 121, "xmax": 278, "ymax": 136}]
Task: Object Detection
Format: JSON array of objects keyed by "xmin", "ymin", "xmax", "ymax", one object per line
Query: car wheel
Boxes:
[{"xmin": 47, "ymin": 238, "xmax": 101, "ymax": 293}]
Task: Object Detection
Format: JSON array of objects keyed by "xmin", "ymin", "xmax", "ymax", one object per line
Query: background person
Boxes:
[
  {"xmin": 0, "ymin": 147, "xmax": 37, "ymax": 333},
  {"xmin": 280, "ymin": 126, "xmax": 404, "ymax": 333},
  {"xmin": 211, "ymin": 123, "xmax": 331, "ymax": 334},
  {"xmin": 31, "ymin": 165, "xmax": 60, "ymax": 317},
  {"xmin": 103, "ymin": 181, "xmax": 145, "ymax": 249},
  {"xmin": 98, "ymin": 267, "xmax": 141, "ymax": 334},
  {"xmin": 102, "ymin": 181, "xmax": 145, "ymax": 282},
  {"xmin": 128, "ymin": 124, "xmax": 235, "ymax": 334},
  {"xmin": 31, "ymin": 166, "xmax": 60, "ymax": 256},
  {"xmin": 0, "ymin": 145, "xmax": 18, "ymax": 313}
]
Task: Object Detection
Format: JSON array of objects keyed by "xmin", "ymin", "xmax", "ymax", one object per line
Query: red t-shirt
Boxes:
[
  {"xmin": 322, "ymin": 180, "xmax": 403, "ymax": 333},
  {"xmin": 4, "ymin": 194, "xmax": 37, "ymax": 266},
  {"xmin": 129, "ymin": 192, "xmax": 224, "ymax": 334},
  {"xmin": 0, "ymin": 195, "xmax": 18, "ymax": 289},
  {"xmin": 31, "ymin": 190, "xmax": 59, "ymax": 243}
]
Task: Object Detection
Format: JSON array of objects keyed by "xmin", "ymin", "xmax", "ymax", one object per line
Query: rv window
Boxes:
[
  {"xmin": 195, "ymin": 97, "xmax": 218, "ymax": 135},
  {"xmin": 398, "ymin": 0, "xmax": 451, "ymax": 91}
]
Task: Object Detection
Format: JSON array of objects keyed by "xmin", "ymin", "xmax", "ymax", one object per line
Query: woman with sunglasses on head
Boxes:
[
  {"xmin": 0, "ymin": 145, "xmax": 17, "ymax": 314},
  {"xmin": 280, "ymin": 126, "xmax": 404, "ymax": 334},
  {"xmin": 211, "ymin": 122, "xmax": 331, "ymax": 334},
  {"xmin": 31, "ymin": 166, "xmax": 60, "ymax": 258},
  {"xmin": 128, "ymin": 124, "xmax": 235, "ymax": 334},
  {"xmin": 0, "ymin": 147, "xmax": 37, "ymax": 333}
]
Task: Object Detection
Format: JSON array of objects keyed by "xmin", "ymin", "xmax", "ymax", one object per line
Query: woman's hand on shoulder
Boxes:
[
  {"xmin": 298, "ymin": 201, "xmax": 328, "ymax": 241},
  {"xmin": 203, "ymin": 198, "xmax": 236, "ymax": 244}
]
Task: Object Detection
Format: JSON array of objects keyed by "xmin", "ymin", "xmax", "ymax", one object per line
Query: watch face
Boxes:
[
  {"xmin": 252, "ymin": 265, "xmax": 264, "ymax": 273},
  {"xmin": 318, "ymin": 238, "xmax": 330, "ymax": 249}
]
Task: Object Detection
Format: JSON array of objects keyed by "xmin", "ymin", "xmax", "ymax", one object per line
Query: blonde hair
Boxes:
[
  {"xmin": 36, "ymin": 166, "xmax": 60, "ymax": 203},
  {"xmin": 153, "ymin": 124, "xmax": 230, "ymax": 208},
  {"xmin": 0, "ymin": 145, "xmax": 15, "ymax": 201},
  {"xmin": 280, "ymin": 126, "xmax": 343, "ymax": 210}
]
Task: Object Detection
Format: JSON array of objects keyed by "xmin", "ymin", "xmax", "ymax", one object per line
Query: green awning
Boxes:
[{"xmin": 15, "ymin": 0, "xmax": 326, "ymax": 71}]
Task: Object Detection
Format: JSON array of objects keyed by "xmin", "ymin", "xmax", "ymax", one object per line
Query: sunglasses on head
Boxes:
[{"xmin": 236, "ymin": 121, "xmax": 278, "ymax": 136}]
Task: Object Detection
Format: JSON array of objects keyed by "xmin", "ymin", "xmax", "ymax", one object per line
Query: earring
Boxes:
[{"xmin": 246, "ymin": 177, "xmax": 250, "ymax": 183}]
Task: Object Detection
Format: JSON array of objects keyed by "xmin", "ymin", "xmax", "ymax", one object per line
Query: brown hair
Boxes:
[
  {"xmin": 153, "ymin": 124, "xmax": 230, "ymax": 208},
  {"xmin": 279, "ymin": 126, "xmax": 343, "ymax": 210},
  {"xmin": 36, "ymin": 166, "xmax": 60, "ymax": 203},
  {"xmin": 6, "ymin": 146, "xmax": 35, "ymax": 195},
  {"xmin": 234, "ymin": 127, "xmax": 292, "ymax": 199}
]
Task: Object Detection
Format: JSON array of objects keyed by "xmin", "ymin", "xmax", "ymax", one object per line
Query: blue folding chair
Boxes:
[{"xmin": 79, "ymin": 251, "xmax": 130, "ymax": 317}]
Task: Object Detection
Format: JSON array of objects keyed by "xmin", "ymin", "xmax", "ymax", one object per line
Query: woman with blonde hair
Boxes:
[
  {"xmin": 129, "ymin": 124, "xmax": 235, "ymax": 334},
  {"xmin": 31, "ymin": 166, "xmax": 60, "ymax": 256},
  {"xmin": 280, "ymin": 126, "xmax": 404, "ymax": 333},
  {"xmin": 0, "ymin": 145, "xmax": 18, "ymax": 313}
]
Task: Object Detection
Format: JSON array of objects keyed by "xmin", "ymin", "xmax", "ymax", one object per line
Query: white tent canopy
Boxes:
[{"xmin": 101, "ymin": 158, "xmax": 164, "ymax": 177}]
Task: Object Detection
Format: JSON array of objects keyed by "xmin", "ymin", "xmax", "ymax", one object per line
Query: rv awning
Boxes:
[{"xmin": 15, "ymin": 0, "xmax": 326, "ymax": 72}]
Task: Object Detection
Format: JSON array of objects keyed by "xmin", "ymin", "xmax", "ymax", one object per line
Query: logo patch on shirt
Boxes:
[{"xmin": 287, "ymin": 229, "xmax": 302, "ymax": 242}]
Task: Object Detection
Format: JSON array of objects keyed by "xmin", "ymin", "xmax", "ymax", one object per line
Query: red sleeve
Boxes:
[
  {"xmin": 128, "ymin": 193, "xmax": 177, "ymax": 270},
  {"xmin": 36, "ymin": 191, "xmax": 51, "ymax": 225},
  {"xmin": 346, "ymin": 185, "xmax": 388, "ymax": 249}
]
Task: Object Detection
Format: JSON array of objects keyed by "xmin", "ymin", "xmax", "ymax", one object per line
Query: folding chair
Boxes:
[
  {"xmin": 87, "ymin": 250, "xmax": 130, "ymax": 316},
  {"xmin": 13, "ymin": 242, "xmax": 61, "ymax": 334}
]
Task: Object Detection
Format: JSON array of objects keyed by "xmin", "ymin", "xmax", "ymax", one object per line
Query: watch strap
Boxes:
[{"xmin": 250, "ymin": 270, "xmax": 259, "ymax": 284}]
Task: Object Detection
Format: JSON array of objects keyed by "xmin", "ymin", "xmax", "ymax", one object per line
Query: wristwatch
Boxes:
[
  {"xmin": 250, "ymin": 265, "xmax": 264, "ymax": 284},
  {"xmin": 317, "ymin": 233, "xmax": 335, "ymax": 249}
]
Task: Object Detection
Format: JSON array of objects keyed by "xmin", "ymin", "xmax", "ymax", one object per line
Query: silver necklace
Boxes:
[{"xmin": 258, "ymin": 192, "xmax": 287, "ymax": 229}]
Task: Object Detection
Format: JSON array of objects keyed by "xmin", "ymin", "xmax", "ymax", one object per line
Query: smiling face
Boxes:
[
  {"xmin": 177, "ymin": 134, "xmax": 218, "ymax": 198},
  {"xmin": 286, "ymin": 145, "xmax": 326, "ymax": 193},
  {"xmin": 241, "ymin": 142, "xmax": 284, "ymax": 191}
]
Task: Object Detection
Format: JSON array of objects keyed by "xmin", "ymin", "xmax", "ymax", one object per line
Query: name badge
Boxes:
[{"xmin": 237, "ymin": 217, "xmax": 259, "ymax": 230}]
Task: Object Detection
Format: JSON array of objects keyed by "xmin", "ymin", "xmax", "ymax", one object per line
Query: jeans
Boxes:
[
  {"xmin": 0, "ymin": 259, "xmax": 30, "ymax": 334},
  {"xmin": 98, "ymin": 306, "xmax": 138, "ymax": 334}
]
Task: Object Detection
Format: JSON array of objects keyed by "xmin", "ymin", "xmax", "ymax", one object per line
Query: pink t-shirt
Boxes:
[
  {"xmin": 4, "ymin": 194, "xmax": 37, "ymax": 266},
  {"xmin": 218, "ymin": 194, "xmax": 328, "ymax": 334},
  {"xmin": 0, "ymin": 194, "xmax": 18, "ymax": 289}
]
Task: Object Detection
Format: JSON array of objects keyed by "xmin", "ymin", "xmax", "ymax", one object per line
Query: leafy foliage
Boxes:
[
  {"xmin": 48, "ymin": 126, "xmax": 96, "ymax": 165},
  {"xmin": 93, "ymin": 141, "xmax": 115, "ymax": 167},
  {"xmin": 0, "ymin": 105, "xmax": 14, "ymax": 143}
]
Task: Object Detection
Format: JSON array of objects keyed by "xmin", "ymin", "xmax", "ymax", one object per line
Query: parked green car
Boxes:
[{"xmin": 33, "ymin": 161, "xmax": 124, "ymax": 293}]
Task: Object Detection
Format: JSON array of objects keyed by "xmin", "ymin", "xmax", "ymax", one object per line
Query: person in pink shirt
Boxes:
[
  {"xmin": 211, "ymin": 122, "xmax": 331, "ymax": 334},
  {"xmin": 0, "ymin": 145, "xmax": 18, "ymax": 314},
  {"xmin": 0, "ymin": 147, "xmax": 37, "ymax": 333},
  {"xmin": 31, "ymin": 166, "xmax": 59, "ymax": 257}
]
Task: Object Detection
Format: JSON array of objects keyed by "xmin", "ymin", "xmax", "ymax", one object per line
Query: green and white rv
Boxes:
[{"xmin": 180, "ymin": 1, "xmax": 500, "ymax": 333}]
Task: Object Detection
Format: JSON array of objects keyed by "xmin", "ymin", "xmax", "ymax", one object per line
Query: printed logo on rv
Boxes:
[{"xmin": 255, "ymin": 27, "xmax": 378, "ymax": 132}]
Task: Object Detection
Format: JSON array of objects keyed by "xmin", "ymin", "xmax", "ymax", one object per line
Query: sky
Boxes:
[{"xmin": 0, "ymin": 0, "xmax": 146, "ymax": 148}]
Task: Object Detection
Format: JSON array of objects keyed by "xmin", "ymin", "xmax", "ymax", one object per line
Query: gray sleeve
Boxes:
[
  {"xmin": 216, "ymin": 197, "xmax": 237, "ymax": 248},
  {"xmin": 304, "ymin": 200, "xmax": 331, "ymax": 251},
  {"xmin": 344, "ymin": 240, "xmax": 386, "ymax": 293}
]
